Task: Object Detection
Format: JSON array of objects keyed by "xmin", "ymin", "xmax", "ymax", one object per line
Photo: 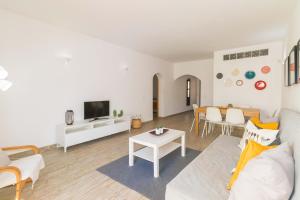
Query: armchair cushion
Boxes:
[
  {"xmin": 0, "ymin": 154, "xmax": 45, "ymax": 188},
  {"xmin": 0, "ymin": 150, "xmax": 10, "ymax": 166}
]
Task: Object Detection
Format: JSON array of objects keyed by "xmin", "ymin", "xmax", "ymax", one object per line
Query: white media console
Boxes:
[{"xmin": 56, "ymin": 116, "xmax": 131, "ymax": 152}]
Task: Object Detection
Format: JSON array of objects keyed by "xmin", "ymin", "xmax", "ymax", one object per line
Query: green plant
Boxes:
[
  {"xmin": 118, "ymin": 110, "xmax": 123, "ymax": 117},
  {"xmin": 113, "ymin": 110, "xmax": 117, "ymax": 117},
  {"xmin": 157, "ymin": 124, "xmax": 163, "ymax": 129}
]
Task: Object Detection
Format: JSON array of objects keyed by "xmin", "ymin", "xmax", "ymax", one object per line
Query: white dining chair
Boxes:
[
  {"xmin": 189, "ymin": 104, "xmax": 205, "ymax": 133},
  {"xmin": 224, "ymin": 108, "xmax": 245, "ymax": 135},
  {"xmin": 202, "ymin": 107, "xmax": 225, "ymax": 137}
]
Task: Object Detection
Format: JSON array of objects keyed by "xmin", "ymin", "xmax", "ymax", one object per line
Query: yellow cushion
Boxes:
[
  {"xmin": 250, "ymin": 117, "xmax": 279, "ymax": 130},
  {"xmin": 227, "ymin": 140, "xmax": 277, "ymax": 190}
]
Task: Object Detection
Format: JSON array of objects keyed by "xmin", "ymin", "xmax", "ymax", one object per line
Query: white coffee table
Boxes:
[{"xmin": 129, "ymin": 128, "xmax": 186, "ymax": 178}]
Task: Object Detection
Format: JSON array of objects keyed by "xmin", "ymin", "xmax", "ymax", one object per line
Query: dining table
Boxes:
[{"xmin": 194, "ymin": 106, "xmax": 260, "ymax": 135}]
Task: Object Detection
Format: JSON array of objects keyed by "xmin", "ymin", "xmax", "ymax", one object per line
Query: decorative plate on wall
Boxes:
[
  {"xmin": 224, "ymin": 78, "xmax": 233, "ymax": 87},
  {"xmin": 261, "ymin": 66, "xmax": 271, "ymax": 74},
  {"xmin": 245, "ymin": 71, "xmax": 256, "ymax": 79},
  {"xmin": 216, "ymin": 73, "xmax": 223, "ymax": 79},
  {"xmin": 236, "ymin": 80, "xmax": 243, "ymax": 86},
  {"xmin": 231, "ymin": 68, "xmax": 240, "ymax": 76},
  {"xmin": 255, "ymin": 80, "xmax": 267, "ymax": 90}
]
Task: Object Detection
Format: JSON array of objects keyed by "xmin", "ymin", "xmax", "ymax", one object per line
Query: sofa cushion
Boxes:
[
  {"xmin": 239, "ymin": 120, "xmax": 279, "ymax": 150},
  {"xmin": 227, "ymin": 140, "xmax": 277, "ymax": 189},
  {"xmin": 229, "ymin": 142, "xmax": 294, "ymax": 200},
  {"xmin": 165, "ymin": 135, "xmax": 240, "ymax": 200},
  {"xmin": 251, "ymin": 117, "xmax": 279, "ymax": 129},
  {"xmin": 279, "ymin": 109, "xmax": 300, "ymax": 200}
]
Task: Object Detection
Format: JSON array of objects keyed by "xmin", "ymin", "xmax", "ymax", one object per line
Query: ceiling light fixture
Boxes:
[
  {"xmin": 0, "ymin": 66, "xmax": 8, "ymax": 79},
  {"xmin": 0, "ymin": 65, "xmax": 12, "ymax": 91},
  {"xmin": 0, "ymin": 80, "xmax": 12, "ymax": 91}
]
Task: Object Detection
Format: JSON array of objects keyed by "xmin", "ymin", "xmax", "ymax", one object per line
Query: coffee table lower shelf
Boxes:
[{"xmin": 133, "ymin": 142, "xmax": 180, "ymax": 162}]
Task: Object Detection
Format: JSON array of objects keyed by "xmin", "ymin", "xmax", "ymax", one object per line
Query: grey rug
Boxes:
[{"xmin": 97, "ymin": 147, "xmax": 200, "ymax": 200}]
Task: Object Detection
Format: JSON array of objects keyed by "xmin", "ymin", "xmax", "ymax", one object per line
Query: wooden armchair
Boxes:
[{"xmin": 0, "ymin": 145, "xmax": 45, "ymax": 200}]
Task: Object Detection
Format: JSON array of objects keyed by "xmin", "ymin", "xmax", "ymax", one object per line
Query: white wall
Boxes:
[
  {"xmin": 213, "ymin": 42, "xmax": 283, "ymax": 116},
  {"xmin": 0, "ymin": 9, "xmax": 187, "ymax": 147},
  {"xmin": 282, "ymin": 0, "xmax": 300, "ymax": 112},
  {"xmin": 173, "ymin": 59, "xmax": 214, "ymax": 106},
  {"xmin": 167, "ymin": 75, "xmax": 197, "ymax": 113}
]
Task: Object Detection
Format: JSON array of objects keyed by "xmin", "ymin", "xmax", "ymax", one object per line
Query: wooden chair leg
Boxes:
[
  {"xmin": 15, "ymin": 178, "xmax": 31, "ymax": 200},
  {"xmin": 201, "ymin": 121, "xmax": 207, "ymax": 138},
  {"xmin": 15, "ymin": 182, "xmax": 21, "ymax": 200}
]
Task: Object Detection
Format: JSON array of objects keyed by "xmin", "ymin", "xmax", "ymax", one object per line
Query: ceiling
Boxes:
[{"xmin": 0, "ymin": 0, "xmax": 296, "ymax": 62}]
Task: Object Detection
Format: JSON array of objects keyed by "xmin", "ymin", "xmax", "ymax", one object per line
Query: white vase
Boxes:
[{"xmin": 155, "ymin": 129, "xmax": 160, "ymax": 135}]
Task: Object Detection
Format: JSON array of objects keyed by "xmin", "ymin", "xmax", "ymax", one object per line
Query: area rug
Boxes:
[{"xmin": 97, "ymin": 147, "xmax": 200, "ymax": 200}]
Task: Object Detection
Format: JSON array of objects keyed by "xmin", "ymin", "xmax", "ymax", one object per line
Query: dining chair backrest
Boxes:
[
  {"xmin": 206, "ymin": 107, "xmax": 222, "ymax": 122},
  {"xmin": 192, "ymin": 104, "xmax": 199, "ymax": 118},
  {"xmin": 225, "ymin": 108, "xmax": 245, "ymax": 125}
]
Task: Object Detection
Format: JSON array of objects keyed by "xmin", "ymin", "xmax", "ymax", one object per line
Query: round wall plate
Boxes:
[
  {"xmin": 261, "ymin": 66, "xmax": 271, "ymax": 74},
  {"xmin": 245, "ymin": 71, "xmax": 256, "ymax": 79},
  {"xmin": 224, "ymin": 78, "xmax": 233, "ymax": 87},
  {"xmin": 255, "ymin": 80, "xmax": 267, "ymax": 90},
  {"xmin": 236, "ymin": 80, "xmax": 243, "ymax": 86},
  {"xmin": 216, "ymin": 73, "xmax": 223, "ymax": 79},
  {"xmin": 231, "ymin": 68, "xmax": 240, "ymax": 76}
]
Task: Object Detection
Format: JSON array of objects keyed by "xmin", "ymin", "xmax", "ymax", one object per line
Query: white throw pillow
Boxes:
[
  {"xmin": 0, "ymin": 150, "xmax": 10, "ymax": 166},
  {"xmin": 239, "ymin": 120, "xmax": 279, "ymax": 150},
  {"xmin": 229, "ymin": 143, "xmax": 294, "ymax": 200}
]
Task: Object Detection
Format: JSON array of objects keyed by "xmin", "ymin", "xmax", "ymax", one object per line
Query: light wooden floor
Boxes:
[{"xmin": 0, "ymin": 111, "xmax": 243, "ymax": 200}]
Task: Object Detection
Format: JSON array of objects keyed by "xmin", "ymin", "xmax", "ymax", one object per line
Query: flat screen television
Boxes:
[{"xmin": 84, "ymin": 101, "xmax": 110, "ymax": 120}]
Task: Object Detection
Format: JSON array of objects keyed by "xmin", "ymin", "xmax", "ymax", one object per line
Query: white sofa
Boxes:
[{"xmin": 166, "ymin": 108, "xmax": 300, "ymax": 200}]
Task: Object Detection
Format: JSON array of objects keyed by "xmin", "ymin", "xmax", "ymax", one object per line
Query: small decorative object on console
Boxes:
[
  {"xmin": 113, "ymin": 109, "xmax": 124, "ymax": 118},
  {"xmin": 65, "ymin": 110, "xmax": 74, "ymax": 125},
  {"xmin": 132, "ymin": 115, "xmax": 142, "ymax": 129},
  {"xmin": 113, "ymin": 110, "xmax": 117, "ymax": 118},
  {"xmin": 118, "ymin": 110, "xmax": 123, "ymax": 118}
]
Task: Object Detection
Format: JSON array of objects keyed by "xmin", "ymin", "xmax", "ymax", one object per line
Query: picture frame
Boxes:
[
  {"xmin": 288, "ymin": 46, "xmax": 297, "ymax": 85},
  {"xmin": 297, "ymin": 40, "xmax": 300, "ymax": 83},
  {"xmin": 284, "ymin": 58, "xmax": 289, "ymax": 86}
]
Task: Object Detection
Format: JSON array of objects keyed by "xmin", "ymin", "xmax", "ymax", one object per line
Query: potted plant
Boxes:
[{"xmin": 113, "ymin": 109, "xmax": 124, "ymax": 119}]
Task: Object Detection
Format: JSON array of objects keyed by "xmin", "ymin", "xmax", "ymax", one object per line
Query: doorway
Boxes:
[
  {"xmin": 153, "ymin": 74, "xmax": 159, "ymax": 118},
  {"xmin": 175, "ymin": 75, "xmax": 202, "ymax": 109}
]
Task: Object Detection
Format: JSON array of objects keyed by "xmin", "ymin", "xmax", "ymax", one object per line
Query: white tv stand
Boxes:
[{"xmin": 56, "ymin": 117, "xmax": 131, "ymax": 152}]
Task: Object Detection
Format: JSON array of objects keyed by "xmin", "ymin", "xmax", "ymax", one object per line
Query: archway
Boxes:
[
  {"xmin": 153, "ymin": 74, "xmax": 159, "ymax": 118},
  {"xmin": 175, "ymin": 74, "xmax": 202, "ymax": 106}
]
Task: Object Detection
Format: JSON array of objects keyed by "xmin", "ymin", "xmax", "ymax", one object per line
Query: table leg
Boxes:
[
  {"xmin": 181, "ymin": 135, "xmax": 186, "ymax": 157},
  {"xmin": 129, "ymin": 139, "xmax": 134, "ymax": 166},
  {"xmin": 153, "ymin": 146, "xmax": 159, "ymax": 178},
  {"xmin": 195, "ymin": 110, "xmax": 199, "ymax": 135}
]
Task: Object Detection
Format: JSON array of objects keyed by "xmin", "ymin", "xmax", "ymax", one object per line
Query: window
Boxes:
[{"xmin": 186, "ymin": 79, "xmax": 191, "ymax": 106}]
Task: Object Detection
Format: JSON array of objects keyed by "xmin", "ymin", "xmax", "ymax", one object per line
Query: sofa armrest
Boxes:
[
  {"xmin": 0, "ymin": 166, "xmax": 21, "ymax": 183},
  {"xmin": 1, "ymin": 145, "xmax": 40, "ymax": 154}
]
